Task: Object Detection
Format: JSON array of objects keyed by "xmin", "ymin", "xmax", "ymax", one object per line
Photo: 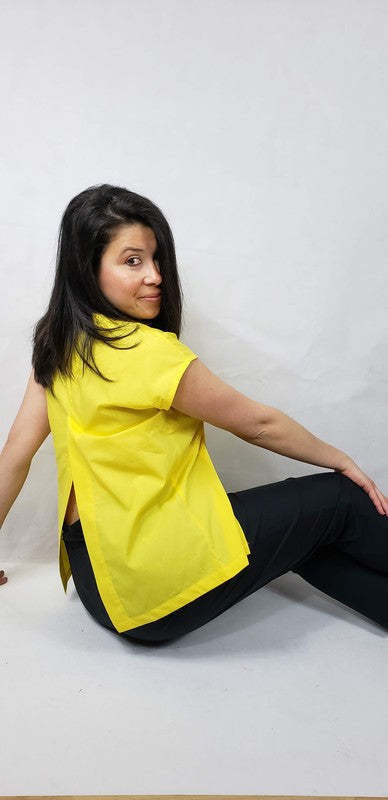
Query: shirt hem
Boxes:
[{"xmin": 111, "ymin": 551, "xmax": 251, "ymax": 633}]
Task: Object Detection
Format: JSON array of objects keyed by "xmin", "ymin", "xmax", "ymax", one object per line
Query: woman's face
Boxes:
[{"xmin": 97, "ymin": 223, "xmax": 162, "ymax": 319}]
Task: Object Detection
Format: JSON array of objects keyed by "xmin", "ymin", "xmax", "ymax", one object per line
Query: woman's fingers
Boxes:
[
  {"xmin": 365, "ymin": 485, "xmax": 388, "ymax": 516},
  {"xmin": 0, "ymin": 569, "xmax": 8, "ymax": 585},
  {"xmin": 375, "ymin": 488, "xmax": 388, "ymax": 516},
  {"xmin": 336, "ymin": 460, "xmax": 388, "ymax": 516}
]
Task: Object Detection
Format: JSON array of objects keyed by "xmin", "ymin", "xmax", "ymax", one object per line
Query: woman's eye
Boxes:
[{"xmin": 125, "ymin": 255, "xmax": 159, "ymax": 267}]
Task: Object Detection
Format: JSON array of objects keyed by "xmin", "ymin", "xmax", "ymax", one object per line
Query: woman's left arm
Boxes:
[{"xmin": 0, "ymin": 368, "xmax": 51, "ymax": 531}]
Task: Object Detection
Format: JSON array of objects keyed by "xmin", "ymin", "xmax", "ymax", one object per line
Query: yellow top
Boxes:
[{"xmin": 45, "ymin": 312, "xmax": 251, "ymax": 632}]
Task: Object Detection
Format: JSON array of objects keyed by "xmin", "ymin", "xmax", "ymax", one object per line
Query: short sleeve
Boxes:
[
  {"xmin": 151, "ymin": 331, "xmax": 198, "ymax": 411},
  {"xmin": 88, "ymin": 316, "xmax": 198, "ymax": 413}
]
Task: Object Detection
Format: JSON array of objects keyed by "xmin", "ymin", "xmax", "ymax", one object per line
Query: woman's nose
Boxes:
[{"xmin": 143, "ymin": 263, "xmax": 162, "ymax": 284}]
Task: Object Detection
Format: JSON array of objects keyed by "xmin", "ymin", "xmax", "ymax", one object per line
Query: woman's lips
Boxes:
[{"xmin": 140, "ymin": 294, "xmax": 161, "ymax": 301}]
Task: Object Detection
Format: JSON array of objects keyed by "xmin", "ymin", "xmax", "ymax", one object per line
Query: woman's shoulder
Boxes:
[{"xmin": 92, "ymin": 312, "xmax": 180, "ymax": 347}]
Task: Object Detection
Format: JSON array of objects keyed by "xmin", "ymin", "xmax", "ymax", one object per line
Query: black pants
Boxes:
[{"xmin": 62, "ymin": 471, "xmax": 388, "ymax": 644}]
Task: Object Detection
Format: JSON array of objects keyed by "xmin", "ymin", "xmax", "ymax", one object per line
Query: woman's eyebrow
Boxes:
[{"xmin": 120, "ymin": 247, "xmax": 158, "ymax": 255}]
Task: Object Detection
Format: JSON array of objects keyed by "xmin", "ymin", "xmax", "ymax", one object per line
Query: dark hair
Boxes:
[{"xmin": 31, "ymin": 183, "xmax": 184, "ymax": 394}]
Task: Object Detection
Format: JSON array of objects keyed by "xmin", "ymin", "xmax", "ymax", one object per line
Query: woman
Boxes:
[{"xmin": 1, "ymin": 183, "xmax": 387, "ymax": 643}]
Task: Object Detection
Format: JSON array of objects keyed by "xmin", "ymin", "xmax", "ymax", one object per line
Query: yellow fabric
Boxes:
[{"xmin": 45, "ymin": 312, "xmax": 251, "ymax": 632}]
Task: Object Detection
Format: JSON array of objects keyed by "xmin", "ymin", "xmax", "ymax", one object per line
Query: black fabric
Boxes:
[{"xmin": 62, "ymin": 471, "xmax": 388, "ymax": 644}]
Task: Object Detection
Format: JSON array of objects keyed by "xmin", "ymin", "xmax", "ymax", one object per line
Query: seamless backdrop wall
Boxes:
[{"xmin": 1, "ymin": 0, "xmax": 387, "ymax": 563}]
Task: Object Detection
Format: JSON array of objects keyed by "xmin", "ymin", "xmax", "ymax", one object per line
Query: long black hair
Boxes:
[{"xmin": 31, "ymin": 183, "xmax": 184, "ymax": 393}]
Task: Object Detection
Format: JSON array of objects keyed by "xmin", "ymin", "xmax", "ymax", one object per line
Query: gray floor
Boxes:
[{"xmin": 1, "ymin": 561, "xmax": 387, "ymax": 797}]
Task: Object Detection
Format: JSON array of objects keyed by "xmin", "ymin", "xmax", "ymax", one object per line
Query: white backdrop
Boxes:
[{"xmin": 1, "ymin": 0, "xmax": 387, "ymax": 564}]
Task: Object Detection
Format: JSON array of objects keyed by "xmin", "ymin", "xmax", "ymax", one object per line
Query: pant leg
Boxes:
[
  {"xmin": 292, "ymin": 545, "xmax": 388, "ymax": 630},
  {"xmin": 63, "ymin": 471, "xmax": 388, "ymax": 643},
  {"xmin": 289, "ymin": 472, "xmax": 388, "ymax": 629},
  {"xmin": 124, "ymin": 470, "xmax": 388, "ymax": 641},
  {"xmin": 323, "ymin": 472, "xmax": 388, "ymax": 573},
  {"xmin": 62, "ymin": 521, "xmax": 117, "ymax": 634}
]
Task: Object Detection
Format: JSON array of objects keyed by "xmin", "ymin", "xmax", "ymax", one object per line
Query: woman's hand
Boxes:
[
  {"xmin": 0, "ymin": 569, "xmax": 7, "ymax": 586},
  {"xmin": 335, "ymin": 457, "xmax": 388, "ymax": 516}
]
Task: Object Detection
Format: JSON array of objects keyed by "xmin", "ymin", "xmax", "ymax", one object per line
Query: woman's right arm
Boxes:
[
  {"xmin": 171, "ymin": 357, "xmax": 349, "ymax": 470},
  {"xmin": 171, "ymin": 358, "xmax": 388, "ymax": 515}
]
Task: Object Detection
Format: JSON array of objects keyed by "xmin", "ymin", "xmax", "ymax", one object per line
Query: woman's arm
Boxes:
[
  {"xmin": 0, "ymin": 456, "xmax": 31, "ymax": 531},
  {"xmin": 0, "ymin": 368, "xmax": 51, "ymax": 532},
  {"xmin": 171, "ymin": 358, "xmax": 348, "ymax": 470},
  {"xmin": 171, "ymin": 358, "xmax": 388, "ymax": 515},
  {"xmin": 0, "ymin": 455, "xmax": 30, "ymax": 584}
]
